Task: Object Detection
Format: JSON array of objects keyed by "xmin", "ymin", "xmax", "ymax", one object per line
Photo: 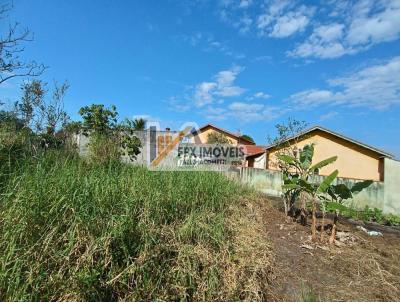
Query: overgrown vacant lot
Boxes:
[
  {"xmin": 0, "ymin": 152, "xmax": 273, "ymax": 301},
  {"xmin": 2, "ymin": 152, "xmax": 400, "ymax": 301}
]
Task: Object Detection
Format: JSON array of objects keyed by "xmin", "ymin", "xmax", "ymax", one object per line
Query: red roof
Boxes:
[{"xmin": 243, "ymin": 145, "xmax": 265, "ymax": 156}]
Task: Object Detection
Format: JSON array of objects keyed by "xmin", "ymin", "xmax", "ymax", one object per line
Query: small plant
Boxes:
[
  {"xmin": 120, "ymin": 132, "xmax": 142, "ymax": 161},
  {"xmin": 299, "ymin": 283, "xmax": 317, "ymax": 302},
  {"xmin": 385, "ymin": 213, "xmax": 400, "ymax": 226}
]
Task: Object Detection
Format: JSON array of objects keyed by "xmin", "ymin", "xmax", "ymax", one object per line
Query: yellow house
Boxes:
[
  {"xmin": 266, "ymin": 126, "xmax": 393, "ymax": 182},
  {"xmin": 190, "ymin": 124, "xmax": 255, "ymax": 145}
]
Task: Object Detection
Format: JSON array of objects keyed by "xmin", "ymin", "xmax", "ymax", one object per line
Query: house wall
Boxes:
[
  {"xmin": 267, "ymin": 130, "xmax": 383, "ymax": 181},
  {"xmin": 246, "ymin": 153, "xmax": 266, "ymax": 169},
  {"xmin": 190, "ymin": 127, "xmax": 238, "ymax": 145}
]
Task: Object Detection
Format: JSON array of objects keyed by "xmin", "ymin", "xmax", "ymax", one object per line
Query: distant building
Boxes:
[
  {"xmin": 189, "ymin": 123, "xmax": 255, "ymax": 145},
  {"xmin": 266, "ymin": 126, "xmax": 393, "ymax": 181}
]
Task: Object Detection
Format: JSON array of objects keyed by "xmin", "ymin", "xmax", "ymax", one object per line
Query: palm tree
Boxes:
[
  {"xmin": 132, "ymin": 118, "xmax": 146, "ymax": 130},
  {"xmin": 122, "ymin": 118, "xmax": 147, "ymax": 131}
]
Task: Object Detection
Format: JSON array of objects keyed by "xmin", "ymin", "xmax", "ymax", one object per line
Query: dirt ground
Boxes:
[{"xmin": 261, "ymin": 199, "xmax": 400, "ymax": 302}]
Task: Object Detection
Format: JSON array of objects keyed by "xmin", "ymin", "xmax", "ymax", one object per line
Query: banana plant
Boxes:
[
  {"xmin": 279, "ymin": 144, "xmax": 339, "ymax": 241},
  {"xmin": 323, "ymin": 180, "xmax": 373, "ymax": 243}
]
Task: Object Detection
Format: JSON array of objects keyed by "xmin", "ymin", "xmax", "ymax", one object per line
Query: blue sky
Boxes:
[{"xmin": 1, "ymin": 0, "xmax": 400, "ymax": 157}]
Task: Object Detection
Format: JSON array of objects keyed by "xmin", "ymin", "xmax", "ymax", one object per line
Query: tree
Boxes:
[
  {"xmin": 207, "ymin": 132, "xmax": 231, "ymax": 144},
  {"xmin": 268, "ymin": 118, "xmax": 308, "ymax": 214},
  {"xmin": 0, "ymin": 3, "xmax": 46, "ymax": 86},
  {"xmin": 120, "ymin": 117, "xmax": 147, "ymax": 131},
  {"xmin": 119, "ymin": 117, "xmax": 143, "ymax": 161},
  {"xmin": 79, "ymin": 104, "xmax": 118, "ymax": 135},
  {"xmin": 15, "ymin": 80, "xmax": 69, "ymax": 135},
  {"xmin": 17, "ymin": 80, "xmax": 45, "ymax": 129},
  {"xmin": 0, "ymin": 110, "xmax": 23, "ymax": 130},
  {"xmin": 240, "ymin": 134, "xmax": 254, "ymax": 144},
  {"xmin": 39, "ymin": 81, "xmax": 70, "ymax": 135},
  {"xmin": 63, "ymin": 121, "xmax": 82, "ymax": 135},
  {"xmin": 78, "ymin": 104, "xmax": 142, "ymax": 162},
  {"xmin": 132, "ymin": 118, "xmax": 146, "ymax": 130}
]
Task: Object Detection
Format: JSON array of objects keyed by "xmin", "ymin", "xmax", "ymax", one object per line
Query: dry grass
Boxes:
[{"xmin": 262, "ymin": 205, "xmax": 400, "ymax": 302}]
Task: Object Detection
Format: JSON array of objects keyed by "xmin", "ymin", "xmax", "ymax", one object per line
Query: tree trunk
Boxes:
[
  {"xmin": 320, "ymin": 207, "xmax": 325, "ymax": 242},
  {"xmin": 283, "ymin": 197, "xmax": 288, "ymax": 216},
  {"xmin": 299, "ymin": 192, "xmax": 307, "ymax": 226},
  {"xmin": 311, "ymin": 199, "xmax": 317, "ymax": 242},
  {"xmin": 329, "ymin": 210, "xmax": 338, "ymax": 244}
]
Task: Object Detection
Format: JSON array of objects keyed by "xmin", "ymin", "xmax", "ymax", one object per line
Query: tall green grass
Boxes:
[{"xmin": 0, "ymin": 151, "xmax": 249, "ymax": 301}]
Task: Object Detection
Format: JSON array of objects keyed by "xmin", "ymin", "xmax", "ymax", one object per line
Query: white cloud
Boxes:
[
  {"xmin": 257, "ymin": 2, "xmax": 314, "ymax": 38},
  {"xmin": 346, "ymin": 0, "xmax": 400, "ymax": 45},
  {"xmin": 239, "ymin": 0, "xmax": 252, "ymax": 9},
  {"xmin": 269, "ymin": 10, "xmax": 312, "ymax": 38},
  {"xmin": 288, "ymin": 23, "xmax": 355, "ymax": 59},
  {"xmin": 237, "ymin": 15, "xmax": 253, "ymax": 34},
  {"xmin": 193, "ymin": 66, "xmax": 246, "ymax": 107},
  {"xmin": 204, "ymin": 101, "xmax": 283, "ymax": 122},
  {"xmin": 289, "ymin": 89, "xmax": 334, "ymax": 106},
  {"xmin": 180, "ymin": 32, "xmax": 246, "ymax": 59},
  {"xmin": 251, "ymin": 92, "xmax": 271, "ymax": 99},
  {"xmin": 194, "ymin": 82, "xmax": 218, "ymax": 107},
  {"xmin": 288, "ymin": 56, "xmax": 400, "ymax": 109},
  {"xmin": 290, "ymin": 0, "xmax": 400, "ymax": 59},
  {"xmin": 319, "ymin": 111, "xmax": 338, "ymax": 121}
]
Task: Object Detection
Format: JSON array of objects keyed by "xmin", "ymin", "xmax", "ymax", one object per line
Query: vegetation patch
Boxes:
[{"xmin": 0, "ymin": 152, "xmax": 274, "ymax": 301}]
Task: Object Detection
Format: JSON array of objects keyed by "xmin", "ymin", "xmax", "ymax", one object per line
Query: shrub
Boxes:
[{"xmin": 88, "ymin": 133, "xmax": 121, "ymax": 163}]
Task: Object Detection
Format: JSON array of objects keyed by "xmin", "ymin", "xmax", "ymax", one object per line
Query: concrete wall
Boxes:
[
  {"xmin": 267, "ymin": 130, "xmax": 383, "ymax": 181},
  {"xmin": 240, "ymin": 167, "xmax": 283, "ymax": 197},
  {"xmin": 74, "ymin": 130, "xmax": 180, "ymax": 166},
  {"xmin": 383, "ymin": 158, "xmax": 400, "ymax": 214},
  {"xmin": 239, "ymin": 165, "xmax": 398, "ymax": 215}
]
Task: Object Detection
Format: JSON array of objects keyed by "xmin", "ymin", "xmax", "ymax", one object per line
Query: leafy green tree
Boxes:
[
  {"xmin": 132, "ymin": 118, "xmax": 146, "ymax": 130},
  {"xmin": 240, "ymin": 134, "xmax": 254, "ymax": 144},
  {"xmin": 207, "ymin": 132, "xmax": 231, "ymax": 144},
  {"xmin": 63, "ymin": 121, "xmax": 82, "ymax": 135},
  {"xmin": 119, "ymin": 117, "xmax": 147, "ymax": 131},
  {"xmin": 79, "ymin": 104, "xmax": 118, "ymax": 135},
  {"xmin": 78, "ymin": 105, "xmax": 142, "ymax": 162}
]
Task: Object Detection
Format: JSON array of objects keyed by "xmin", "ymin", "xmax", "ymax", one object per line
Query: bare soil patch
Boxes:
[{"xmin": 260, "ymin": 198, "xmax": 400, "ymax": 302}]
